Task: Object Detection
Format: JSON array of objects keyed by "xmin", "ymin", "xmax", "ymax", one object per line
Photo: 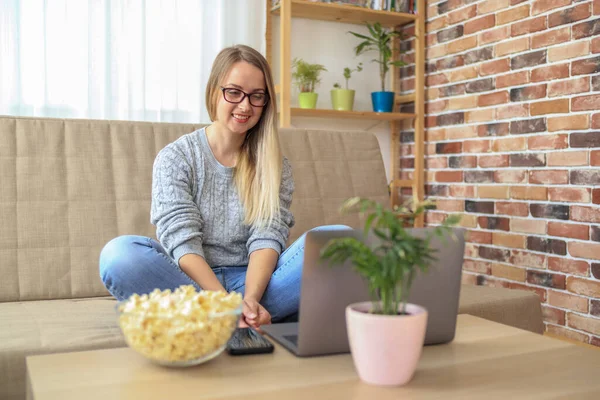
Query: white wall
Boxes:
[{"xmin": 270, "ymin": 16, "xmax": 394, "ymax": 183}]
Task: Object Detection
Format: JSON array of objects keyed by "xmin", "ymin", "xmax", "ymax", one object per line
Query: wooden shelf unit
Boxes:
[{"xmin": 266, "ymin": 0, "xmax": 425, "ymax": 226}]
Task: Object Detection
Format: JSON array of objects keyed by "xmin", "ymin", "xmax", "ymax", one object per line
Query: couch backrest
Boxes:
[{"xmin": 0, "ymin": 116, "xmax": 388, "ymax": 302}]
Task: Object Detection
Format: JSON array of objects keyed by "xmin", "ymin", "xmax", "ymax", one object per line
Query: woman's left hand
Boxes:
[{"xmin": 239, "ymin": 298, "xmax": 271, "ymax": 332}]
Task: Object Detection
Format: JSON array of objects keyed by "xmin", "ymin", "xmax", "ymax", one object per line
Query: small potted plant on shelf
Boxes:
[
  {"xmin": 348, "ymin": 22, "xmax": 406, "ymax": 113},
  {"xmin": 331, "ymin": 63, "xmax": 363, "ymax": 111},
  {"xmin": 292, "ymin": 58, "xmax": 327, "ymax": 109},
  {"xmin": 320, "ymin": 197, "xmax": 460, "ymax": 386}
]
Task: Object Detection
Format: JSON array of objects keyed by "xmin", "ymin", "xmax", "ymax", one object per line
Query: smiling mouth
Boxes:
[{"xmin": 232, "ymin": 114, "xmax": 251, "ymax": 122}]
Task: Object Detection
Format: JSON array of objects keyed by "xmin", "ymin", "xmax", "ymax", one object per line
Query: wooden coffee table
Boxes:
[{"xmin": 26, "ymin": 315, "xmax": 600, "ymax": 399}]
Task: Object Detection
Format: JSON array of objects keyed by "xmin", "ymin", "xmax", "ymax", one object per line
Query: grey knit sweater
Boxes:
[{"xmin": 150, "ymin": 127, "xmax": 295, "ymax": 267}]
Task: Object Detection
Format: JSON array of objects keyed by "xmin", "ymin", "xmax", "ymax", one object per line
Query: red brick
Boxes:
[
  {"xmin": 549, "ymin": 76, "xmax": 591, "ymax": 97},
  {"xmin": 549, "ymin": 256, "xmax": 590, "ymax": 276},
  {"xmin": 567, "ymin": 276, "xmax": 600, "ymax": 297},
  {"xmin": 492, "ymin": 263, "xmax": 527, "ymax": 280},
  {"xmin": 572, "ymin": 94, "xmax": 600, "ymax": 112},
  {"xmin": 480, "ymin": 59, "xmax": 510, "ymax": 76},
  {"xmin": 532, "ymin": 27, "xmax": 571, "ymax": 49},
  {"xmin": 531, "ymin": 63, "xmax": 570, "ymax": 82},
  {"xmin": 593, "ymin": 37, "xmax": 600, "ymax": 53},
  {"xmin": 497, "ymin": 71, "xmax": 529, "ymax": 88},
  {"xmin": 549, "ymin": 290, "xmax": 588, "ymax": 313},
  {"xmin": 467, "ymin": 230, "xmax": 493, "ymax": 244},
  {"xmin": 496, "ymin": 201, "xmax": 529, "ymax": 216},
  {"xmin": 465, "ymin": 15, "xmax": 495, "ymax": 35},
  {"xmin": 435, "ymin": 171, "xmax": 463, "ymax": 182},
  {"xmin": 572, "ymin": 206, "xmax": 600, "ymax": 223},
  {"xmin": 528, "ymin": 134, "xmax": 568, "ymax": 150},
  {"xmin": 495, "ymin": 170, "xmax": 527, "ymax": 184},
  {"xmin": 426, "ymin": 100, "xmax": 449, "ymax": 114},
  {"xmin": 595, "ymin": 0, "xmax": 600, "ymax": 15},
  {"xmin": 569, "ymin": 242, "xmax": 600, "ymax": 260},
  {"xmin": 464, "ymin": 139, "xmax": 491, "ymax": 153},
  {"xmin": 447, "ymin": 36, "xmax": 479, "ymax": 55},
  {"xmin": 449, "ymin": 185, "xmax": 476, "ymax": 198},
  {"xmin": 510, "ymin": 218, "xmax": 547, "ymax": 235},
  {"xmin": 529, "ymin": 169, "xmax": 569, "ymax": 184},
  {"xmin": 530, "ymin": 99, "xmax": 570, "ymax": 116},
  {"xmin": 479, "ymin": 26, "xmax": 511, "ymax": 46},
  {"xmin": 478, "ymin": 154, "xmax": 509, "ymax": 168},
  {"xmin": 496, "ymin": 37, "xmax": 530, "ymax": 57},
  {"xmin": 493, "ymin": 137, "xmax": 527, "ymax": 152},
  {"xmin": 546, "ymin": 324, "xmax": 590, "ymax": 343},
  {"xmin": 427, "ymin": 73, "xmax": 449, "ymax": 87},
  {"xmin": 547, "ymin": 150, "xmax": 589, "ymax": 166},
  {"xmin": 426, "ymin": 157, "xmax": 448, "ymax": 169},
  {"xmin": 532, "ymin": 0, "xmax": 571, "ymax": 15},
  {"xmin": 497, "ymin": 4, "xmax": 530, "ymax": 25},
  {"xmin": 448, "ymin": 4, "xmax": 476, "ymax": 24},
  {"xmin": 493, "ymin": 232, "xmax": 527, "ymax": 249},
  {"xmin": 479, "ymin": 0, "xmax": 511, "ymax": 14},
  {"xmin": 497, "ymin": 104, "xmax": 529, "ymax": 119},
  {"xmin": 592, "ymin": 189, "xmax": 600, "ymax": 204},
  {"xmin": 549, "ymin": 187, "xmax": 591, "ymax": 203},
  {"xmin": 548, "ymin": 222, "xmax": 590, "ymax": 240},
  {"xmin": 511, "ymin": 186, "xmax": 548, "ymax": 200},
  {"xmin": 594, "ymin": 113, "xmax": 600, "ymax": 129},
  {"xmin": 511, "ymin": 250, "xmax": 547, "ymax": 268},
  {"xmin": 568, "ymin": 313, "xmax": 600, "ymax": 336},
  {"xmin": 511, "ymin": 16, "xmax": 547, "ymax": 36},
  {"xmin": 549, "ymin": 4, "xmax": 592, "ymax": 28},
  {"xmin": 592, "ymin": 150, "xmax": 600, "ymax": 166},
  {"xmin": 479, "ymin": 91, "xmax": 509, "ymax": 107},
  {"xmin": 463, "ymin": 259, "xmax": 492, "ymax": 274},
  {"xmin": 549, "ymin": 41, "xmax": 591, "ymax": 63},
  {"xmin": 548, "ymin": 115, "xmax": 590, "ymax": 132},
  {"xmin": 543, "ymin": 305, "xmax": 566, "ymax": 325}
]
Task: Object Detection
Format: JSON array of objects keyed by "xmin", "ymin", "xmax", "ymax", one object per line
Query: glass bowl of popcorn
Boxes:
[{"xmin": 116, "ymin": 285, "xmax": 243, "ymax": 367}]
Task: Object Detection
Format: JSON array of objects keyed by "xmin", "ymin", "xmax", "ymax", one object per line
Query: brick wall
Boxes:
[{"xmin": 397, "ymin": 0, "xmax": 600, "ymax": 345}]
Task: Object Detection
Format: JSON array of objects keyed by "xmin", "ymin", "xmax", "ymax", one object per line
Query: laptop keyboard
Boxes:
[{"xmin": 283, "ymin": 334, "xmax": 298, "ymax": 346}]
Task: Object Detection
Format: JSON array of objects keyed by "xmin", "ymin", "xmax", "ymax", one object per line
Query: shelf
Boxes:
[
  {"xmin": 290, "ymin": 108, "xmax": 415, "ymax": 121},
  {"xmin": 271, "ymin": 0, "xmax": 417, "ymax": 27}
]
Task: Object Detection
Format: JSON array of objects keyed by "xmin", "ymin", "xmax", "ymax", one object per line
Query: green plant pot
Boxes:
[
  {"xmin": 298, "ymin": 92, "xmax": 318, "ymax": 109},
  {"xmin": 330, "ymin": 89, "xmax": 355, "ymax": 111}
]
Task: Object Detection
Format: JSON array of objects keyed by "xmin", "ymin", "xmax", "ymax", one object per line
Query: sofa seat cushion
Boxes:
[
  {"xmin": 0, "ymin": 297, "xmax": 125, "ymax": 400},
  {"xmin": 458, "ymin": 284, "xmax": 544, "ymax": 335}
]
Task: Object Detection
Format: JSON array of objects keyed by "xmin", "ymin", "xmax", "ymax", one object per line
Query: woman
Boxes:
[{"xmin": 99, "ymin": 45, "xmax": 343, "ymax": 330}]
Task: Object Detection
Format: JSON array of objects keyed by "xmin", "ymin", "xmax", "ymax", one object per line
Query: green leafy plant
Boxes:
[
  {"xmin": 292, "ymin": 58, "xmax": 327, "ymax": 93},
  {"xmin": 334, "ymin": 63, "xmax": 363, "ymax": 90},
  {"xmin": 349, "ymin": 22, "xmax": 406, "ymax": 92},
  {"xmin": 320, "ymin": 197, "xmax": 461, "ymax": 316}
]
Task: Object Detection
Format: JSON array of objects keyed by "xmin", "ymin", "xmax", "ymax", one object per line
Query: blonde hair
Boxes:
[{"xmin": 206, "ymin": 45, "xmax": 282, "ymax": 227}]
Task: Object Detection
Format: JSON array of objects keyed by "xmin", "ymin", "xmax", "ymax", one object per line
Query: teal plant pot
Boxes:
[{"xmin": 371, "ymin": 91, "xmax": 395, "ymax": 112}]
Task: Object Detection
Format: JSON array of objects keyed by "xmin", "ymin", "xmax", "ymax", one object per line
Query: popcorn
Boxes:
[{"xmin": 117, "ymin": 285, "xmax": 242, "ymax": 364}]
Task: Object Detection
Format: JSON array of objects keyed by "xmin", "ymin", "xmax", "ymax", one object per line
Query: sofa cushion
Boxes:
[{"xmin": 0, "ymin": 297, "xmax": 126, "ymax": 400}]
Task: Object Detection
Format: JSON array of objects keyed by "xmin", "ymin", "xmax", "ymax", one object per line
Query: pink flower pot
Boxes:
[{"xmin": 346, "ymin": 301, "xmax": 428, "ymax": 386}]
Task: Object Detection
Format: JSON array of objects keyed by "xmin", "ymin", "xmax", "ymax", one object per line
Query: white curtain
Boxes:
[{"xmin": 0, "ymin": 0, "xmax": 266, "ymax": 123}]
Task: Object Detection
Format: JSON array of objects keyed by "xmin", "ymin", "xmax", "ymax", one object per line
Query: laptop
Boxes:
[{"xmin": 261, "ymin": 227, "xmax": 465, "ymax": 357}]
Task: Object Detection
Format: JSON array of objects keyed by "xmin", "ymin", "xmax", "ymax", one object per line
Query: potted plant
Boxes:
[
  {"xmin": 292, "ymin": 58, "xmax": 327, "ymax": 109},
  {"xmin": 320, "ymin": 197, "xmax": 460, "ymax": 386},
  {"xmin": 331, "ymin": 63, "xmax": 363, "ymax": 111},
  {"xmin": 349, "ymin": 22, "xmax": 406, "ymax": 112}
]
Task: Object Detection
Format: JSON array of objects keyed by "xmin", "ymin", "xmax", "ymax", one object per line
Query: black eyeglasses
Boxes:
[{"xmin": 220, "ymin": 87, "xmax": 269, "ymax": 107}]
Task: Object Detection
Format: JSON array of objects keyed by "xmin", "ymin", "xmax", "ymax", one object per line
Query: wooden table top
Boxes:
[{"xmin": 26, "ymin": 314, "xmax": 600, "ymax": 400}]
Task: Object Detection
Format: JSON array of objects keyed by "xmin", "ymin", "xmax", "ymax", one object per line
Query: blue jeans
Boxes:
[{"xmin": 99, "ymin": 225, "xmax": 349, "ymax": 322}]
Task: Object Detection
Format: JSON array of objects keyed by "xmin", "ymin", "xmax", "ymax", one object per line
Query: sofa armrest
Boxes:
[{"xmin": 458, "ymin": 284, "xmax": 545, "ymax": 334}]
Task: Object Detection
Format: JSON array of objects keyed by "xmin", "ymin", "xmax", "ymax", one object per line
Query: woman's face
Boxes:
[{"xmin": 214, "ymin": 61, "xmax": 267, "ymax": 136}]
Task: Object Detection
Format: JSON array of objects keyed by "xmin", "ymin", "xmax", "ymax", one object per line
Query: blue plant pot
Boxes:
[{"xmin": 371, "ymin": 91, "xmax": 395, "ymax": 113}]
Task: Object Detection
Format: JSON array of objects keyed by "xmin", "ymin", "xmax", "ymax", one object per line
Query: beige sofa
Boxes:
[{"xmin": 0, "ymin": 116, "xmax": 543, "ymax": 400}]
